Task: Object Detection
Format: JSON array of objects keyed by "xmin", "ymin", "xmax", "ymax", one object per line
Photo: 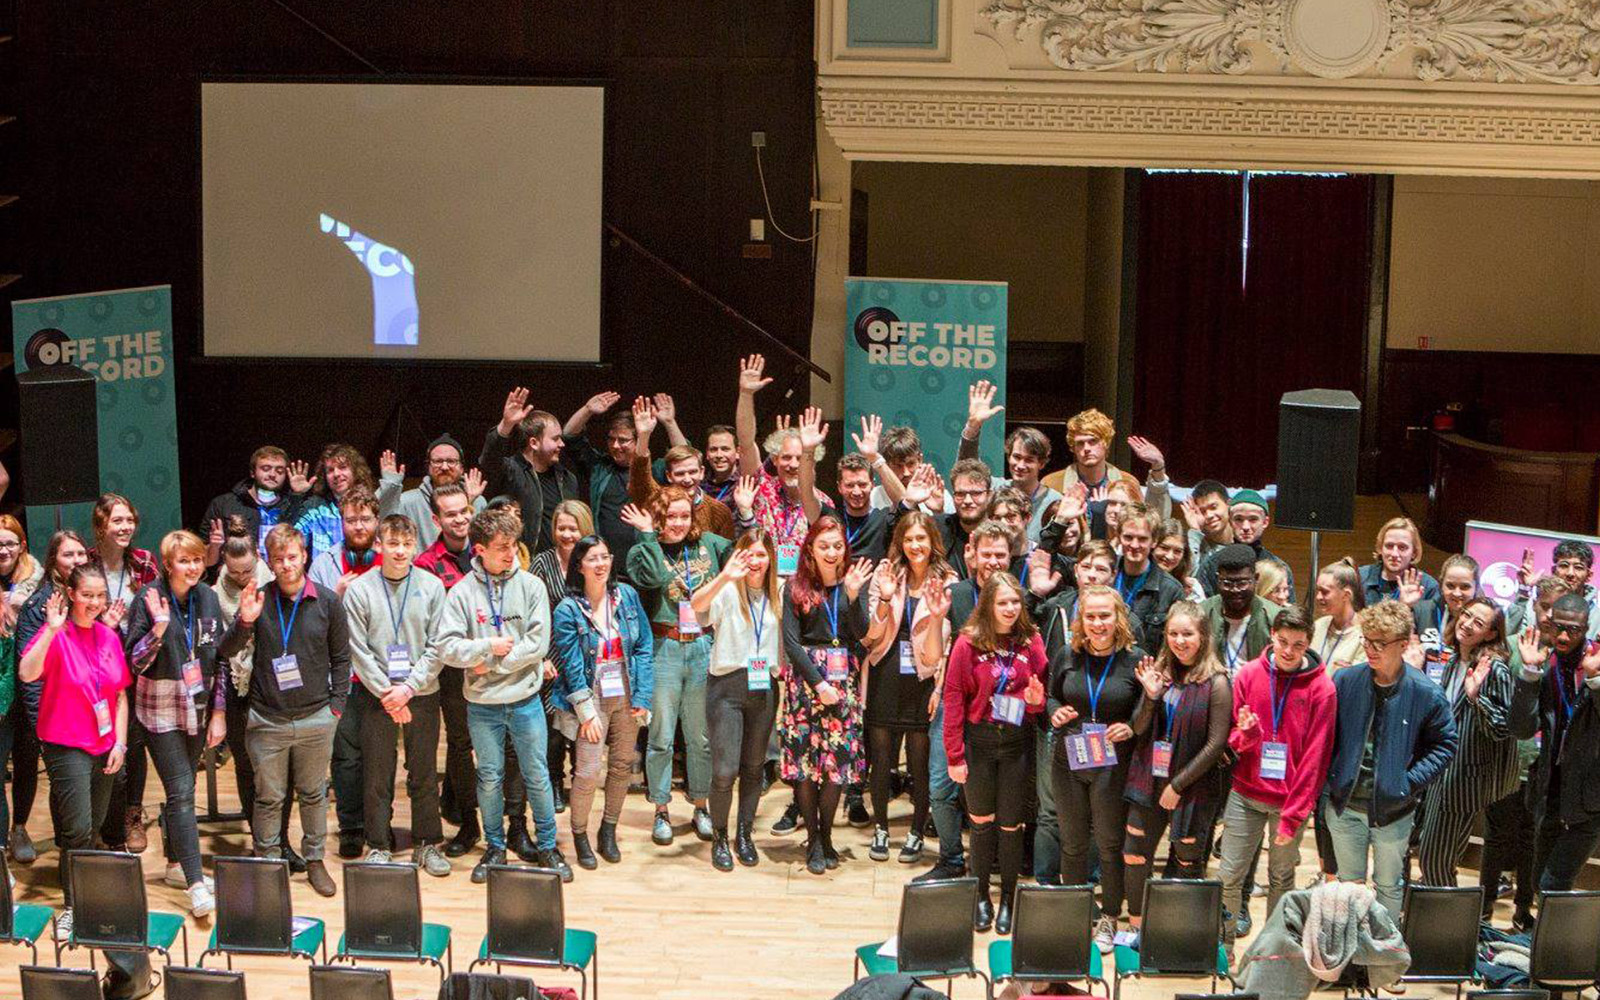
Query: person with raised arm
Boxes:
[
  {"xmin": 833, "ymin": 414, "xmax": 904, "ymax": 564},
  {"xmin": 479, "ymin": 386, "xmax": 581, "ymax": 554},
  {"xmin": 735, "ymin": 356, "xmax": 834, "ymax": 573},
  {"xmin": 628, "ymin": 394, "xmax": 734, "ymax": 540},
  {"xmin": 956, "ymin": 379, "xmax": 1061, "ymax": 542},
  {"xmin": 199, "ymin": 445, "xmax": 303, "ymax": 566}
]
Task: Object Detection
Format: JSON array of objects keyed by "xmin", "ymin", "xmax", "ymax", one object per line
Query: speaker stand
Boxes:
[{"xmin": 1309, "ymin": 530, "xmax": 1320, "ymax": 601}]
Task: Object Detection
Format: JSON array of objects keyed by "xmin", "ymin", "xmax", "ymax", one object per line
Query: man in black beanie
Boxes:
[{"xmin": 398, "ymin": 433, "xmax": 486, "ymax": 548}]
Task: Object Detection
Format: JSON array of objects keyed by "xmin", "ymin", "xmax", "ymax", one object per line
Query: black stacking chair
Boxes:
[
  {"xmin": 20, "ymin": 966, "xmax": 102, "ymax": 1000},
  {"xmin": 1527, "ymin": 891, "xmax": 1600, "ymax": 995},
  {"xmin": 308, "ymin": 964, "xmax": 393, "ymax": 1000},
  {"xmin": 1398, "ymin": 884, "xmax": 1484, "ymax": 999},
  {"xmin": 331, "ymin": 861, "xmax": 451, "ymax": 981},
  {"xmin": 470, "ymin": 865, "xmax": 599, "ymax": 1000},
  {"xmin": 987, "ymin": 884, "xmax": 1108, "ymax": 997},
  {"xmin": 57, "ymin": 850, "xmax": 188, "ymax": 968},
  {"xmin": 164, "ymin": 967, "xmax": 247, "ymax": 1000},
  {"xmin": 199, "ymin": 857, "xmax": 326, "ymax": 967},
  {"xmin": 854, "ymin": 877, "xmax": 988, "ymax": 997},
  {"xmin": 1113, "ymin": 878, "xmax": 1229, "ymax": 1000}
]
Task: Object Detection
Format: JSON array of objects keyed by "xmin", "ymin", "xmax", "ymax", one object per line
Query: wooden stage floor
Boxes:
[{"xmin": 4, "ymin": 495, "xmax": 1491, "ymax": 1000}]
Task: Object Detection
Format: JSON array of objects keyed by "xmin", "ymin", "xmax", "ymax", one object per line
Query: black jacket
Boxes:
[
  {"xmin": 479, "ymin": 428, "xmax": 581, "ymax": 554},
  {"xmin": 1116, "ymin": 560, "xmax": 1185, "ymax": 644},
  {"xmin": 200, "ymin": 479, "xmax": 304, "ymax": 550},
  {"xmin": 1511, "ymin": 648, "xmax": 1600, "ymax": 824}
]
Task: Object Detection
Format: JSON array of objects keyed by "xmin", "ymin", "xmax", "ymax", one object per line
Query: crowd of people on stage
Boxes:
[{"xmin": 1, "ymin": 353, "xmax": 1598, "ymax": 987}]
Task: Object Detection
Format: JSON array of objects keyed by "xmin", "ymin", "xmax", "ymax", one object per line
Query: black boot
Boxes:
[
  {"xmin": 996, "ymin": 828, "xmax": 1024, "ymax": 936},
  {"xmin": 444, "ymin": 817, "xmax": 479, "ymax": 859},
  {"xmin": 711, "ymin": 829, "xmax": 734, "ymax": 872},
  {"xmin": 974, "ymin": 893, "xmax": 995, "ymax": 932},
  {"xmin": 573, "ymin": 832, "xmax": 598, "ymax": 870},
  {"xmin": 553, "ymin": 783, "xmax": 567, "ymax": 815},
  {"xmin": 995, "ymin": 886, "xmax": 1015, "ymax": 935},
  {"xmin": 734, "ymin": 822, "xmax": 759, "ymax": 867},
  {"xmin": 806, "ymin": 838, "xmax": 827, "ymax": 876},
  {"xmin": 597, "ymin": 820, "xmax": 622, "ymax": 864},
  {"xmin": 506, "ymin": 816, "xmax": 539, "ymax": 863}
]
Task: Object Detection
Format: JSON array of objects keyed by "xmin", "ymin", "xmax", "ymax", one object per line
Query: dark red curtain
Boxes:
[{"xmin": 1132, "ymin": 172, "xmax": 1373, "ymax": 486}]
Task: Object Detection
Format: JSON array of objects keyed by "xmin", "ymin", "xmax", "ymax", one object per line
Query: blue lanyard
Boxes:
[
  {"xmin": 1553, "ymin": 652, "xmax": 1579, "ymax": 721},
  {"xmin": 1115, "ymin": 563, "xmax": 1150, "ymax": 606},
  {"xmin": 843, "ymin": 511, "xmax": 868, "ymax": 546},
  {"xmin": 382, "ymin": 573, "xmax": 413, "ymax": 636},
  {"xmin": 1163, "ymin": 686, "xmax": 1180, "ymax": 739},
  {"xmin": 275, "ymin": 588, "xmax": 304, "ymax": 657},
  {"xmin": 1084, "ymin": 653, "xmax": 1114, "ymax": 722},
  {"xmin": 823, "ymin": 586, "xmax": 841, "ymax": 645},
  {"xmin": 1268, "ymin": 657, "xmax": 1294, "ymax": 738},
  {"xmin": 166, "ymin": 583, "xmax": 195, "ymax": 657},
  {"xmin": 679, "ymin": 547, "xmax": 698, "ymax": 590},
  {"xmin": 994, "ymin": 647, "xmax": 1018, "ymax": 695},
  {"xmin": 484, "ymin": 575, "xmax": 504, "ymax": 632},
  {"xmin": 750, "ymin": 593, "xmax": 768, "ymax": 651},
  {"xmin": 1318, "ymin": 624, "xmax": 1349, "ymax": 665},
  {"xmin": 1224, "ymin": 625, "xmax": 1247, "ymax": 670}
]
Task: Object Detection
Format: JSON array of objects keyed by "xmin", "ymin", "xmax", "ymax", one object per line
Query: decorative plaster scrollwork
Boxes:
[{"xmin": 979, "ymin": 0, "xmax": 1600, "ymax": 83}]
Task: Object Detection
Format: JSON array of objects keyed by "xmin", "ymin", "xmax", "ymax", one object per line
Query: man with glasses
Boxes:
[
  {"xmin": 1511, "ymin": 592, "xmax": 1600, "ymax": 894},
  {"xmin": 1202, "ymin": 544, "xmax": 1283, "ymax": 676},
  {"xmin": 1323, "ymin": 600, "xmax": 1457, "ymax": 918},
  {"xmin": 397, "ymin": 434, "xmax": 486, "ymax": 549},
  {"xmin": 924, "ymin": 458, "xmax": 993, "ymax": 580}
]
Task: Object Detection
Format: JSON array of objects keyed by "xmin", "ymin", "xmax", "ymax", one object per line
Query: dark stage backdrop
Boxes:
[{"xmin": 13, "ymin": 1, "xmax": 816, "ymax": 527}]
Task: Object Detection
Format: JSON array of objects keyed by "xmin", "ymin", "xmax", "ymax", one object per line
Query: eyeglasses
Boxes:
[
  {"xmin": 1551, "ymin": 622, "xmax": 1586, "ymax": 636},
  {"xmin": 0, "ymin": 540, "xmax": 20, "ymax": 551},
  {"xmin": 1361, "ymin": 636, "xmax": 1404, "ymax": 651},
  {"xmin": 953, "ymin": 489, "xmax": 989, "ymax": 500},
  {"xmin": 428, "ymin": 458, "xmax": 462, "ymax": 468}
]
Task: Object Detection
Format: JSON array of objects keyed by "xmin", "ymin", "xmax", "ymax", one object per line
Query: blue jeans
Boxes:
[
  {"xmin": 927, "ymin": 702, "xmax": 964, "ymax": 867},
  {"xmin": 466, "ymin": 696, "xmax": 557, "ymax": 852},
  {"xmin": 1324, "ymin": 801, "xmax": 1415, "ymax": 917},
  {"xmin": 646, "ymin": 635, "xmax": 711, "ymax": 806}
]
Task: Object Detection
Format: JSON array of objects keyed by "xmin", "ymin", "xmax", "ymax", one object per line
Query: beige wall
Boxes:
[
  {"xmin": 850, "ymin": 162, "xmax": 1088, "ymax": 343},
  {"xmin": 1388, "ymin": 175, "xmax": 1600, "ymax": 353}
]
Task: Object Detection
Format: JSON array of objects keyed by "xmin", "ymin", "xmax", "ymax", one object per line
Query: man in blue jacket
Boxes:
[{"xmin": 1324, "ymin": 599, "xmax": 1458, "ymax": 917}]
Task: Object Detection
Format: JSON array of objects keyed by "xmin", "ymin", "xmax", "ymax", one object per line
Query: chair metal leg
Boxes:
[{"xmin": 446, "ymin": 937, "xmax": 454, "ymax": 973}]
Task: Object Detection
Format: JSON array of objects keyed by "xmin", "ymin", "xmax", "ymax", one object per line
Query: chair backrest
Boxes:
[
  {"xmin": 484, "ymin": 865, "xmax": 565, "ymax": 965},
  {"xmin": 1010, "ymin": 884, "xmax": 1097, "ymax": 981},
  {"xmin": 1176, "ymin": 994, "xmax": 1261, "ymax": 1000},
  {"xmin": 165, "ymin": 967, "xmax": 247, "ymax": 1000},
  {"xmin": 437, "ymin": 972, "xmax": 541, "ymax": 1000},
  {"xmin": 341, "ymin": 862, "xmax": 423, "ymax": 957},
  {"xmin": 20, "ymin": 967, "xmax": 102, "ymax": 1000},
  {"xmin": 1140, "ymin": 879, "xmax": 1224, "ymax": 975},
  {"xmin": 1465, "ymin": 991, "xmax": 1552, "ymax": 1000},
  {"xmin": 68, "ymin": 850, "xmax": 149, "ymax": 949},
  {"xmin": 215, "ymin": 857, "xmax": 295, "ymax": 954},
  {"xmin": 1528, "ymin": 890, "xmax": 1600, "ymax": 987},
  {"xmin": 895, "ymin": 877, "xmax": 977, "ymax": 978},
  {"xmin": 309, "ymin": 965, "xmax": 393, "ymax": 1000},
  {"xmin": 1401, "ymin": 885, "xmax": 1482, "ymax": 980}
]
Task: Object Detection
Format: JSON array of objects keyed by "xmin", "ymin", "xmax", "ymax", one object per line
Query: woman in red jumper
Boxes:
[{"xmin": 942, "ymin": 572, "xmax": 1047, "ymax": 935}]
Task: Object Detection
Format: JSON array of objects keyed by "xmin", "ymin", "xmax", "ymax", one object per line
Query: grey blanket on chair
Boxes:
[{"xmin": 1235, "ymin": 883, "xmax": 1411, "ymax": 1000}]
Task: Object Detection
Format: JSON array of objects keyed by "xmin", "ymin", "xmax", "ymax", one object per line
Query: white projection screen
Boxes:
[{"xmin": 201, "ymin": 80, "xmax": 604, "ymax": 361}]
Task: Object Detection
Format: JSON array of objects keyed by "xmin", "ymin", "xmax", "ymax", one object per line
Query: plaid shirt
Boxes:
[
  {"xmin": 130, "ymin": 627, "xmax": 226, "ymax": 735},
  {"xmin": 416, "ymin": 538, "xmax": 474, "ymax": 590}
]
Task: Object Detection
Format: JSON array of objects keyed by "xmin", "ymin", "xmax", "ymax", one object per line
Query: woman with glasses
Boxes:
[{"xmin": 1416, "ymin": 596, "xmax": 1519, "ymax": 887}]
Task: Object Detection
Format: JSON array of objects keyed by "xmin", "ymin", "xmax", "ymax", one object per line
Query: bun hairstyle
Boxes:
[{"xmin": 222, "ymin": 515, "xmax": 257, "ymax": 561}]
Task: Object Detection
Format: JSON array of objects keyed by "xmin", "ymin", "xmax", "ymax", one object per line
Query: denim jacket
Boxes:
[{"xmin": 551, "ymin": 583, "xmax": 654, "ymax": 724}]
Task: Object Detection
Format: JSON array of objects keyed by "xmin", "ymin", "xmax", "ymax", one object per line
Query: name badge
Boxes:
[
  {"xmin": 776, "ymin": 543, "xmax": 800, "ymax": 577},
  {"xmin": 991, "ymin": 692, "xmax": 1026, "ymax": 726},
  {"xmin": 1260, "ymin": 740, "xmax": 1289, "ymax": 782},
  {"xmin": 93, "ymin": 698, "xmax": 114, "ymax": 738},
  {"xmin": 1151, "ymin": 739, "xmax": 1173, "ymax": 779},
  {"xmin": 824, "ymin": 646, "xmax": 850, "ymax": 683},
  {"xmin": 676, "ymin": 600, "xmax": 701, "ymax": 636},
  {"xmin": 898, "ymin": 639, "xmax": 917, "ymax": 675},
  {"xmin": 747, "ymin": 656, "xmax": 771, "ymax": 692},
  {"xmin": 1066, "ymin": 722, "xmax": 1116, "ymax": 771},
  {"xmin": 181, "ymin": 657, "xmax": 204, "ymax": 696},
  {"xmin": 273, "ymin": 653, "xmax": 303, "ymax": 691},
  {"xmin": 597, "ymin": 660, "xmax": 626, "ymax": 698},
  {"xmin": 386, "ymin": 644, "xmax": 412, "ymax": 682},
  {"xmin": 1424, "ymin": 651, "xmax": 1447, "ymax": 685}
]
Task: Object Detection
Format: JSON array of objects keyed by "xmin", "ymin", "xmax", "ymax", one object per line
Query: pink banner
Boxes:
[{"xmin": 1463, "ymin": 520, "xmax": 1600, "ymax": 608}]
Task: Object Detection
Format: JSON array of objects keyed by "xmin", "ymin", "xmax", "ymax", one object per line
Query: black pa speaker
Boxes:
[
  {"xmin": 1275, "ymin": 389, "xmax": 1360, "ymax": 533},
  {"xmin": 17, "ymin": 363, "xmax": 101, "ymax": 505}
]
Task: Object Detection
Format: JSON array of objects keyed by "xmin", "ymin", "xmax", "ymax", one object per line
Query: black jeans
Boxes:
[
  {"xmin": 101, "ymin": 712, "xmax": 149, "ymax": 847},
  {"xmin": 705, "ymin": 670, "xmax": 776, "ymax": 831},
  {"xmin": 1054, "ymin": 755, "xmax": 1132, "ymax": 919},
  {"xmin": 145, "ymin": 727, "xmax": 205, "ymax": 885},
  {"xmin": 357, "ymin": 685, "xmax": 443, "ymax": 849},
  {"xmin": 1123, "ymin": 800, "xmax": 1216, "ymax": 918},
  {"xmin": 1480, "ymin": 783, "xmax": 1535, "ymax": 915},
  {"xmin": 331, "ymin": 682, "xmax": 367, "ymax": 838},
  {"xmin": 868, "ymin": 725, "xmax": 931, "ymax": 834},
  {"xmin": 11, "ymin": 683, "xmax": 40, "ymax": 828},
  {"xmin": 965, "ymin": 722, "xmax": 1032, "ymax": 899},
  {"xmin": 1533, "ymin": 789, "xmax": 1600, "ymax": 893}
]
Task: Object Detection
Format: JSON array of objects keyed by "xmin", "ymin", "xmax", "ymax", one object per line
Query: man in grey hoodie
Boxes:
[
  {"xmin": 395, "ymin": 434, "xmax": 487, "ymax": 550},
  {"xmin": 343, "ymin": 513, "xmax": 451, "ymax": 876},
  {"xmin": 437, "ymin": 506, "xmax": 571, "ymax": 882}
]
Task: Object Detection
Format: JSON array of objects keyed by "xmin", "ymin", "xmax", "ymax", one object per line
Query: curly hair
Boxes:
[{"xmin": 1069, "ymin": 585, "xmax": 1136, "ymax": 654}]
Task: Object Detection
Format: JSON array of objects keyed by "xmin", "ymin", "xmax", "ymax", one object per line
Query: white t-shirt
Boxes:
[
  {"xmin": 1311, "ymin": 616, "xmax": 1362, "ymax": 673},
  {"xmin": 702, "ymin": 581, "xmax": 783, "ymax": 676}
]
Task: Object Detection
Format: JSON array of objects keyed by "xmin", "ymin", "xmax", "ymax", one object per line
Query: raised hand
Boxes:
[
  {"xmin": 966, "ymin": 379, "xmax": 1003, "ymax": 426},
  {"xmin": 843, "ymin": 557, "xmax": 875, "ymax": 601},
  {"xmin": 872, "ymin": 558, "xmax": 898, "ymax": 599},
  {"xmin": 1464, "ymin": 654, "xmax": 1491, "ymax": 702},
  {"xmin": 652, "ymin": 392, "xmax": 678, "ymax": 425},
  {"xmin": 738, "ymin": 354, "xmax": 772, "ymax": 395},
  {"xmin": 463, "ymin": 467, "xmax": 486, "ymax": 503},
  {"xmin": 1179, "ymin": 497, "xmax": 1203, "ymax": 531},
  {"xmin": 720, "ymin": 547, "xmax": 750, "ymax": 581},
  {"xmin": 1023, "ymin": 672, "xmax": 1046, "ymax": 707},
  {"xmin": 237, "ymin": 581, "xmax": 265, "ymax": 625},
  {"xmin": 619, "ymin": 503, "xmax": 655, "ymax": 534},
  {"xmin": 631, "ymin": 396, "xmax": 659, "ymax": 438},
  {"xmin": 287, "ymin": 460, "xmax": 315, "ymax": 494},
  {"xmin": 1518, "ymin": 547, "xmax": 1538, "ymax": 588},
  {"xmin": 1055, "ymin": 485, "xmax": 1087, "ymax": 524},
  {"xmin": 1235, "ymin": 703, "xmax": 1259, "ymax": 733},
  {"xmin": 798, "ymin": 406, "xmax": 828, "ymax": 451},
  {"xmin": 925, "ymin": 471, "xmax": 949, "ymax": 513},
  {"xmin": 1398, "ymin": 567, "xmax": 1424, "ymax": 607},
  {"xmin": 1126, "ymin": 435, "xmax": 1166, "ymax": 472},
  {"xmin": 1401, "ymin": 636, "xmax": 1426, "ymax": 670},
  {"xmin": 143, "ymin": 589, "xmax": 170, "ymax": 629},
  {"xmin": 1583, "ymin": 641, "xmax": 1600, "ymax": 680},
  {"xmin": 500, "ymin": 386, "xmax": 534, "ymax": 433},
  {"xmin": 585, "ymin": 391, "xmax": 621, "ymax": 416},
  {"xmin": 851, "ymin": 414, "xmax": 884, "ymax": 463},
  {"xmin": 733, "ymin": 475, "xmax": 758, "ymax": 514},
  {"xmin": 1135, "ymin": 655, "xmax": 1167, "ymax": 699},
  {"xmin": 773, "ymin": 413, "xmax": 792, "ymax": 435},
  {"xmin": 1027, "ymin": 548, "xmax": 1062, "ymax": 597},
  {"xmin": 921, "ymin": 580, "xmax": 951, "ymax": 621},
  {"xmin": 901, "ymin": 463, "xmax": 936, "ymax": 507},
  {"xmin": 101, "ymin": 600, "xmax": 127, "ymax": 631},
  {"xmin": 44, "ymin": 590, "xmax": 68, "ymax": 631},
  {"xmin": 208, "ymin": 518, "xmax": 225, "ymax": 549},
  {"xmin": 1050, "ymin": 704, "xmax": 1079, "ymax": 728},
  {"xmin": 1517, "ymin": 626, "xmax": 1549, "ymax": 669}
]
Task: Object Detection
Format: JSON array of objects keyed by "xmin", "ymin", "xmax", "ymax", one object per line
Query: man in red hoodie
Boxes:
[{"xmin": 1217, "ymin": 605, "xmax": 1338, "ymax": 958}]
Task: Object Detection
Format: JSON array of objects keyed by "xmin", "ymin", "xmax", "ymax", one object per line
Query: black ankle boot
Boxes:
[
  {"xmin": 597, "ymin": 820, "xmax": 621, "ymax": 864},
  {"xmin": 711, "ymin": 829, "xmax": 734, "ymax": 872},
  {"xmin": 572, "ymin": 832, "xmax": 597, "ymax": 870},
  {"xmin": 996, "ymin": 888, "xmax": 1015, "ymax": 935},
  {"xmin": 806, "ymin": 838, "xmax": 827, "ymax": 876},
  {"xmin": 734, "ymin": 822, "xmax": 759, "ymax": 867},
  {"xmin": 974, "ymin": 894, "xmax": 995, "ymax": 932},
  {"xmin": 506, "ymin": 816, "xmax": 539, "ymax": 862}
]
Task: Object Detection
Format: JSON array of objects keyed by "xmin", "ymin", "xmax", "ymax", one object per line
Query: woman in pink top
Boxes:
[{"xmin": 18, "ymin": 564, "xmax": 133, "ymax": 911}]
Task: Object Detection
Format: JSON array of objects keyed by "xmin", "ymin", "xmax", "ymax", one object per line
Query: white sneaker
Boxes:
[
  {"xmin": 363, "ymin": 847, "xmax": 393, "ymax": 864},
  {"xmin": 165, "ymin": 864, "xmax": 214, "ymax": 890},
  {"xmin": 1094, "ymin": 914, "xmax": 1117, "ymax": 953},
  {"xmin": 55, "ymin": 909, "xmax": 73, "ymax": 939},
  {"xmin": 189, "ymin": 881, "xmax": 216, "ymax": 918}
]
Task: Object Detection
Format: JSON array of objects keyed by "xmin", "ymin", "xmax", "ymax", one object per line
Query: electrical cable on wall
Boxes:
[{"xmin": 755, "ymin": 144, "xmax": 818, "ymax": 243}]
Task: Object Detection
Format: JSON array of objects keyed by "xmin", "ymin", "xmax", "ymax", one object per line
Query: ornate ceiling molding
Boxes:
[{"xmin": 977, "ymin": 0, "xmax": 1600, "ymax": 84}]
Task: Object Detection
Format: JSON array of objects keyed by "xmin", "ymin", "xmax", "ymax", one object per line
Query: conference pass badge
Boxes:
[
  {"xmin": 1151, "ymin": 740, "xmax": 1173, "ymax": 779},
  {"xmin": 747, "ymin": 655, "xmax": 771, "ymax": 692},
  {"xmin": 1425, "ymin": 650, "xmax": 1448, "ymax": 685},
  {"xmin": 1260, "ymin": 741, "xmax": 1289, "ymax": 782},
  {"xmin": 676, "ymin": 600, "xmax": 701, "ymax": 636},
  {"xmin": 823, "ymin": 646, "xmax": 850, "ymax": 683},
  {"xmin": 93, "ymin": 697, "xmax": 113, "ymax": 738},
  {"xmin": 273, "ymin": 653, "xmax": 303, "ymax": 691},
  {"xmin": 991, "ymin": 692, "xmax": 1025, "ymax": 726},
  {"xmin": 386, "ymin": 644, "xmax": 411, "ymax": 683},
  {"xmin": 181, "ymin": 657, "xmax": 204, "ymax": 696},
  {"xmin": 1066, "ymin": 723, "xmax": 1115, "ymax": 771},
  {"xmin": 776, "ymin": 544, "xmax": 801, "ymax": 577},
  {"xmin": 597, "ymin": 635, "xmax": 626, "ymax": 699},
  {"xmin": 899, "ymin": 639, "xmax": 917, "ymax": 675}
]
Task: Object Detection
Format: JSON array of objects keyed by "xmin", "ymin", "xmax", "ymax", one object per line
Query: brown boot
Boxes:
[
  {"xmin": 306, "ymin": 859, "xmax": 337, "ymax": 897},
  {"xmin": 124, "ymin": 807, "xmax": 148, "ymax": 854}
]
